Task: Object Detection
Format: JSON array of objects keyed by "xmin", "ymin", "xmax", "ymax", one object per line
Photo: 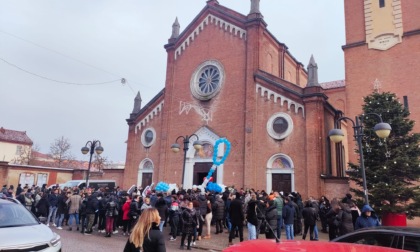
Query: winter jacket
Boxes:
[
  {"xmin": 85, "ymin": 195, "xmax": 99, "ymax": 214},
  {"xmin": 129, "ymin": 200, "xmax": 140, "ymax": 219},
  {"xmin": 282, "ymin": 201, "xmax": 295, "ymax": 225},
  {"xmin": 302, "ymin": 205, "xmax": 318, "ymax": 226},
  {"xmin": 122, "ymin": 199, "xmax": 132, "ymax": 221},
  {"xmin": 56, "ymin": 194, "xmax": 68, "ymax": 215},
  {"xmin": 181, "ymin": 207, "xmax": 199, "ymax": 235},
  {"xmin": 66, "ymin": 194, "xmax": 82, "ymax": 214},
  {"xmin": 355, "ymin": 205, "xmax": 380, "ymax": 230},
  {"xmin": 155, "ymin": 198, "xmax": 168, "ymax": 221},
  {"xmin": 213, "ymin": 197, "xmax": 225, "ymax": 220},
  {"xmin": 246, "ymin": 200, "xmax": 259, "ymax": 226},
  {"xmin": 47, "ymin": 193, "xmax": 58, "ymax": 207},
  {"xmin": 36, "ymin": 197, "xmax": 49, "ymax": 216},
  {"xmin": 336, "ymin": 204, "xmax": 354, "ymax": 235},
  {"xmin": 229, "ymin": 198, "xmax": 245, "ymax": 225},
  {"xmin": 273, "ymin": 196, "xmax": 283, "ymax": 217},
  {"xmin": 265, "ymin": 205, "xmax": 278, "ymax": 231},
  {"xmin": 198, "ymin": 195, "xmax": 207, "ymax": 216},
  {"xmin": 123, "ymin": 223, "xmax": 166, "ymax": 252},
  {"xmin": 105, "ymin": 200, "xmax": 118, "ymax": 217}
]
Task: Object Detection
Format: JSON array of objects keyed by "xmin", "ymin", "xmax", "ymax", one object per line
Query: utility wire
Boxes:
[
  {"xmin": 0, "ymin": 29, "xmax": 137, "ymax": 92},
  {"xmin": 1, "ymin": 57, "xmax": 123, "ymax": 86}
]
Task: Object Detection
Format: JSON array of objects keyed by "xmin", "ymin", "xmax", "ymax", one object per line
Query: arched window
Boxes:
[{"xmin": 143, "ymin": 160, "xmax": 153, "ymax": 170}]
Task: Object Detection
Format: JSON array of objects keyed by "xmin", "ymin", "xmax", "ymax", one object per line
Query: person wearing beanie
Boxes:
[{"xmin": 354, "ymin": 205, "xmax": 380, "ymax": 230}]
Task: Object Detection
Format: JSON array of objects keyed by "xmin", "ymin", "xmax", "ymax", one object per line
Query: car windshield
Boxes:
[
  {"xmin": 0, "ymin": 202, "xmax": 39, "ymax": 228},
  {"xmin": 62, "ymin": 181, "xmax": 80, "ymax": 188}
]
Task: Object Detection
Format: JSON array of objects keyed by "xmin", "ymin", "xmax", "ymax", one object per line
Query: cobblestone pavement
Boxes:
[{"xmin": 54, "ymin": 222, "xmax": 329, "ymax": 252}]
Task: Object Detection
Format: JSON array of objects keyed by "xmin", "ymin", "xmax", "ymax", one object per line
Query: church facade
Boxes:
[{"xmin": 123, "ymin": 0, "xmax": 420, "ymax": 200}]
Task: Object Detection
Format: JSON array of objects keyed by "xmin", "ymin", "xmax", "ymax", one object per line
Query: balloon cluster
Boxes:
[
  {"xmin": 201, "ymin": 138, "xmax": 231, "ymax": 190},
  {"xmin": 212, "ymin": 138, "xmax": 231, "ymax": 166},
  {"xmin": 206, "ymin": 182, "xmax": 222, "ymax": 193},
  {"xmin": 155, "ymin": 181, "xmax": 170, "ymax": 192}
]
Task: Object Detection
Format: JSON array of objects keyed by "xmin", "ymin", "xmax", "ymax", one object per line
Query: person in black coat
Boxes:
[
  {"xmin": 228, "ymin": 192, "xmax": 244, "ymax": 246},
  {"xmin": 84, "ymin": 190, "xmax": 99, "ymax": 234},
  {"xmin": 155, "ymin": 193, "xmax": 168, "ymax": 232},
  {"xmin": 326, "ymin": 198, "xmax": 340, "ymax": 240},
  {"xmin": 302, "ymin": 200, "xmax": 318, "ymax": 240},
  {"xmin": 104, "ymin": 194, "xmax": 118, "ymax": 237},
  {"xmin": 336, "ymin": 201, "xmax": 354, "ymax": 236},
  {"xmin": 264, "ymin": 200, "xmax": 278, "ymax": 240},
  {"xmin": 36, "ymin": 192, "xmax": 49, "ymax": 218},
  {"xmin": 180, "ymin": 201, "xmax": 199, "ymax": 250},
  {"xmin": 124, "ymin": 208, "xmax": 166, "ymax": 252},
  {"xmin": 213, "ymin": 194, "xmax": 225, "ymax": 234},
  {"xmin": 282, "ymin": 196, "xmax": 296, "ymax": 240}
]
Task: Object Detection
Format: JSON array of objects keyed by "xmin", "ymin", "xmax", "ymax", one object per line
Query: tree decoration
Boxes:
[{"xmin": 348, "ymin": 92, "xmax": 420, "ymax": 218}]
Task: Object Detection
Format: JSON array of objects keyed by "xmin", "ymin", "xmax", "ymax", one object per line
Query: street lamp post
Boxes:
[
  {"xmin": 171, "ymin": 134, "xmax": 202, "ymax": 187},
  {"xmin": 81, "ymin": 140, "xmax": 104, "ymax": 189},
  {"xmin": 328, "ymin": 113, "xmax": 391, "ymax": 205}
]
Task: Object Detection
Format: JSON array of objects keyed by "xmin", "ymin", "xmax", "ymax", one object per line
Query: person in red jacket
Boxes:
[{"xmin": 122, "ymin": 194, "xmax": 132, "ymax": 235}]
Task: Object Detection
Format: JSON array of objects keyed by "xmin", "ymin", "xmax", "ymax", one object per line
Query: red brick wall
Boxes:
[{"xmin": 123, "ymin": 3, "xmax": 348, "ymax": 199}]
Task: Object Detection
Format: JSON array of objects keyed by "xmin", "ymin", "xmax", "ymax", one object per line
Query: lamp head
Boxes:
[
  {"xmin": 193, "ymin": 140, "xmax": 203, "ymax": 150},
  {"xmin": 81, "ymin": 146, "xmax": 89, "ymax": 155},
  {"xmin": 374, "ymin": 122, "xmax": 392, "ymax": 138},
  {"xmin": 171, "ymin": 143, "xmax": 180, "ymax": 153},
  {"xmin": 328, "ymin": 128, "xmax": 345, "ymax": 143},
  {"xmin": 95, "ymin": 145, "xmax": 104, "ymax": 155}
]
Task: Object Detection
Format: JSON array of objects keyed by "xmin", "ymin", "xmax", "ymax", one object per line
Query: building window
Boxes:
[
  {"xmin": 143, "ymin": 160, "xmax": 153, "ymax": 170},
  {"xmin": 190, "ymin": 60, "xmax": 225, "ymax": 101},
  {"xmin": 19, "ymin": 173, "xmax": 35, "ymax": 186},
  {"xmin": 267, "ymin": 112, "xmax": 293, "ymax": 140},
  {"xmin": 16, "ymin": 145, "xmax": 22, "ymax": 155},
  {"xmin": 36, "ymin": 173, "xmax": 48, "ymax": 187},
  {"xmin": 379, "ymin": 0, "xmax": 385, "ymax": 8},
  {"xmin": 141, "ymin": 128, "xmax": 156, "ymax": 147}
]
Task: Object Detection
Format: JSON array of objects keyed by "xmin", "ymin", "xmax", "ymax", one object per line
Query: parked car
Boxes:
[
  {"xmin": 332, "ymin": 226, "xmax": 420, "ymax": 252},
  {"xmin": 223, "ymin": 240, "xmax": 406, "ymax": 252},
  {"xmin": 0, "ymin": 197, "xmax": 62, "ymax": 251}
]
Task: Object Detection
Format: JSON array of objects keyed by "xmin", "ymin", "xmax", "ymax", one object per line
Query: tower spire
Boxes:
[
  {"xmin": 306, "ymin": 55, "xmax": 320, "ymax": 87},
  {"xmin": 249, "ymin": 0, "xmax": 261, "ymax": 14},
  {"xmin": 132, "ymin": 91, "xmax": 142, "ymax": 114},
  {"xmin": 170, "ymin": 17, "xmax": 180, "ymax": 39}
]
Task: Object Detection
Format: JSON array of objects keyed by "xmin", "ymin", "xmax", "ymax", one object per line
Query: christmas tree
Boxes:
[{"xmin": 348, "ymin": 92, "xmax": 420, "ymax": 218}]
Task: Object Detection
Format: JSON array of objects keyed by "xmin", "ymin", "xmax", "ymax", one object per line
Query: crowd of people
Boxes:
[{"xmin": 1, "ymin": 184, "xmax": 381, "ymax": 252}]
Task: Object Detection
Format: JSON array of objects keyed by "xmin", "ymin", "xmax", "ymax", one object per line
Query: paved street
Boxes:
[{"xmin": 54, "ymin": 222, "xmax": 329, "ymax": 251}]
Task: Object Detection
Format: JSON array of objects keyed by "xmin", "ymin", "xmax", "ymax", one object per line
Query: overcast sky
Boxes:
[{"xmin": 0, "ymin": 0, "xmax": 345, "ymax": 164}]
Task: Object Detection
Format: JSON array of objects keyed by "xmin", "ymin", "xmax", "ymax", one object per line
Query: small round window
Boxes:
[
  {"xmin": 141, "ymin": 128, "xmax": 156, "ymax": 147},
  {"xmin": 191, "ymin": 60, "xmax": 224, "ymax": 101},
  {"xmin": 267, "ymin": 112, "xmax": 293, "ymax": 140}
]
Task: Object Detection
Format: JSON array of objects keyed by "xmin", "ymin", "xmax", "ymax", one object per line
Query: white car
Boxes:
[{"xmin": 0, "ymin": 198, "xmax": 62, "ymax": 251}]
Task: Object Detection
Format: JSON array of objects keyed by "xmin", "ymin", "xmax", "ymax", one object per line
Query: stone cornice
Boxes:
[
  {"xmin": 174, "ymin": 14, "xmax": 247, "ymax": 60},
  {"xmin": 134, "ymin": 101, "xmax": 164, "ymax": 134},
  {"xmin": 256, "ymin": 83, "xmax": 305, "ymax": 117}
]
